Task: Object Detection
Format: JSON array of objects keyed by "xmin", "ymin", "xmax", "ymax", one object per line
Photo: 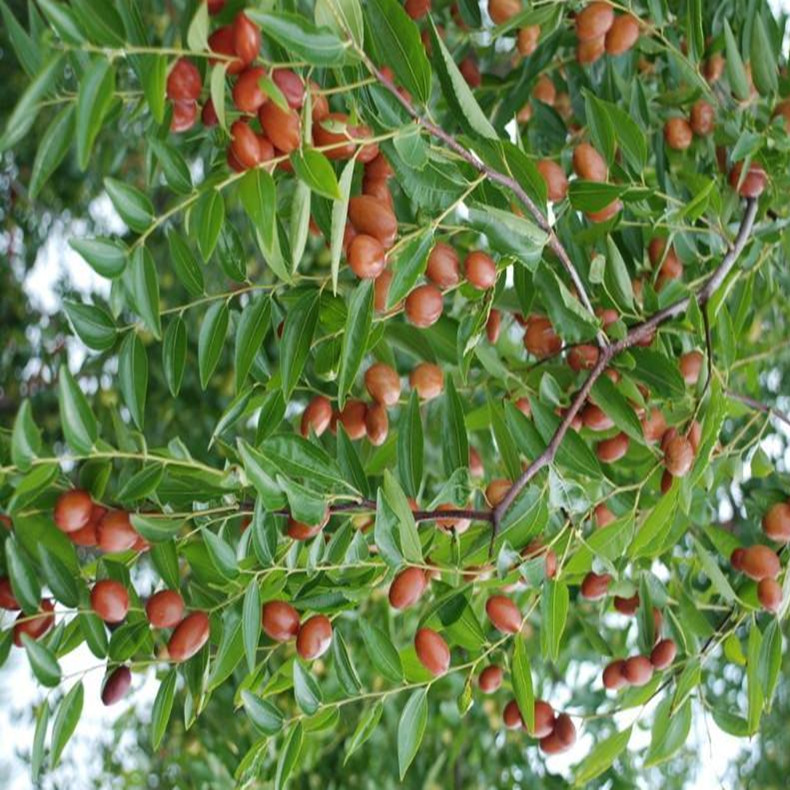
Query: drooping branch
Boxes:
[
  {"xmin": 493, "ymin": 198, "xmax": 760, "ymax": 525},
  {"xmin": 726, "ymin": 390, "xmax": 790, "ymax": 431}
]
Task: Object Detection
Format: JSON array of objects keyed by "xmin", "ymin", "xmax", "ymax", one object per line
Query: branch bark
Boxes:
[
  {"xmin": 493, "ymin": 198, "xmax": 759, "ymax": 526},
  {"xmin": 726, "ymin": 390, "xmax": 790, "ymax": 430}
]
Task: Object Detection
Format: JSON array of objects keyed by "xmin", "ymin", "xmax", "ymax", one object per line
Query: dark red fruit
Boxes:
[
  {"xmin": 145, "ymin": 590, "xmax": 184, "ymax": 629},
  {"xmin": 415, "ymin": 627, "xmax": 450, "ymax": 675},
  {"xmin": 486, "ymin": 310, "xmax": 501, "ymax": 343},
  {"xmin": 465, "ymin": 251, "xmax": 497, "ymax": 290},
  {"xmin": 365, "ymin": 403, "xmax": 388, "ymax": 446},
  {"xmin": 503, "ymin": 699, "xmax": 523, "ymax": 729},
  {"xmin": 54, "ymin": 489, "xmax": 93, "ymax": 533},
  {"xmin": 91, "ymin": 580, "xmax": 129, "ymax": 624},
  {"xmin": 426, "ymin": 242, "xmax": 460, "ymax": 288},
  {"xmin": 479, "ymin": 665, "xmax": 503, "ymax": 693},
  {"xmin": 388, "ymin": 567, "xmax": 427, "ymax": 610},
  {"xmin": 605, "ymin": 13, "xmax": 639, "ymax": 55},
  {"xmin": 262, "ymin": 601, "xmax": 300, "ymax": 641},
  {"xmin": 232, "ymin": 67, "xmax": 268, "ymax": 113},
  {"xmin": 576, "ymin": 2, "xmax": 614, "ymax": 41},
  {"xmin": 97, "ymin": 511, "xmax": 138, "ymax": 553},
  {"xmin": 523, "ymin": 316, "xmax": 562, "ymax": 358},
  {"xmin": 740, "ymin": 545, "xmax": 780, "ymax": 581},
  {"xmin": 664, "ymin": 118, "xmax": 693, "ymax": 150},
  {"xmin": 348, "ymin": 234, "xmax": 386, "ymax": 279},
  {"xmin": 531, "ymin": 699, "xmax": 556, "ymax": 738},
  {"xmin": 296, "ymin": 614, "xmax": 332, "ymax": 660},
  {"xmin": 0, "ymin": 578, "xmax": 20, "ymax": 610},
  {"xmin": 337, "ymin": 400, "xmax": 368, "ymax": 440},
  {"xmin": 13, "ymin": 599, "xmax": 55, "ymax": 646},
  {"xmin": 168, "ymin": 611, "xmax": 210, "ymax": 662},
  {"xmin": 232, "ymin": 12, "xmax": 261, "ymax": 67},
  {"xmin": 101, "ymin": 665, "xmax": 132, "ymax": 705},
  {"xmin": 258, "ymin": 102, "xmax": 301, "ymax": 154},
  {"xmin": 580, "ymin": 571, "xmax": 612, "ymax": 600},
  {"xmin": 409, "ymin": 363, "xmax": 444, "ymax": 399},
  {"xmin": 272, "ymin": 69, "xmax": 305, "ymax": 109},
  {"xmin": 573, "ymin": 142, "xmax": 607, "ymax": 182},
  {"xmin": 365, "ymin": 363, "xmax": 401, "ymax": 407},
  {"xmin": 301, "ymin": 395, "xmax": 333, "ymax": 437},
  {"xmin": 348, "ymin": 196, "xmax": 398, "ymax": 249},
  {"xmin": 763, "ymin": 502, "xmax": 790, "ymax": 543},
  {"xmin": 758, "ymin": 578, "xmax": 783, "ymax": 613},
  {"xmin": 597, "ymin": 432, "xmax": 629, "ymax": 463},
  {"xmin": 405, "ymin": 285, "xmax": 443, "ymax": 328},
  {"xmin": 167, "ymin": 58, "xmax": 201, "ymax": 101},
  {"xmin": 602, "ymin": 659, "xmax": 627, "ymax": 690},
  {"xmin": 729, "ymin": 162, "xmax": 768, "ymax": 198},
  {"xmin": 614, "ymin": 594, "xmax": 639, "ymax": 616},
  {"xmin": 650, "ymin": 638, "xmax": 677, "ymax": 669},
  {"xmin": 485, "ymin": 595, "xmax": 521, "ymax": 633},
  {"xmin": 623, "ymin": 655, "xmax": 653, "ymax": 686},
  {"xmin": 230, "ymin": 119, "xmax": 262, "ymax": 169}
]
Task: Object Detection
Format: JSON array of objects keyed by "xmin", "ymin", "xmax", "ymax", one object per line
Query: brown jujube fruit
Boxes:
[
  {"xmin": 517, "ymin": 25, "xmax": 540, "ymax": 56},
  {"xmin": 308, "ymin": 81, "xmax": 329, "ymax": 121},
  {"xmin": 577, "ymin": 35, "xmax": 606, "ymax": 65},
  {"xmin": 146, "ymin": 590, "xmax": 185, "ymax": 629},
  {"xmin": 365, "ymin": 153, "xmax": 393, "ymax": 181},
  {"xmin": 97, "ymin": 510, "xmax": 138, "ymax": 553},
  {"xmin": 594, "ymin": 503, "xmax": 615, "ymax": 528},
  {"xmin": 101, "ymin": 666, "xmax": 132, "ymax": 706},
  {"xmin": 573, "ymin": 142, "xmax": 607, "ymax": 182},
  {"xmin": 410, "ymin": 363, "xmax": 444, "ymax": 400},
  {"xmin": 758, "ymin": 578, "xmax": 783, "ymax": 613},
  {"xmin": 365, "ymin": 403, "xmax": 389, "ymax": 446},
  {"xmin": 704, "ymin": 52, "xmax": 725, "ymax": 83},
  {"xmin": 258, "ymin": 102, "xmax": 300, "ymax": 154},
  {"xmin": 730, "ymin": 547, "xmax": 746, "ymax": 571},
  {"xmin": 405, "ymin": 0, "xmax": 431, "ymax": 20},
  {"xmin": 313, "ymin": 113, "xmax": 356, "ymax": 159},
  {"xmin": 168, "ymin": 611, "xmax": 210, "ymax": 662},
  {"xmin": 554, "ymin": 713, "xmax": 577, "ymax": 747},
  {"xmin": 232, "ymin": 67, "xmax": 268, "ymax": 113},
  {"xmin": 348, "ymin": 234, "xmax": 386, "ymax": 279},
  {"xmin": 479, "ymin": 665, "xmax": 503, "ymax": 693},
  {"xmin": 208, "ymin": 26, "xmax": 244, "ymax": 75},
  {"xmin": 763, "ymin": 502, "xmax": 790, "ymax": 543},
  {"xmin": 54, "ymin": 489, "xmax": 93, "ymax": 533},
  {"xmin": 261, "ymin": 601, "xmax": 300, "ymax": 641},
  {"xmin": 575, "ymin": 2, "xmax": 615, "ymax": 41},
  {"xmin": 688, "ymin": 420, "xmax": 702, "ymax": 453},
  {"xmin": 582, "ymin": 403, "xmax": 614, "ymax": 432},
  {"xmin": 301, "ymin": 395, "xmax": 333, "ymax": 438},
  {"xmin": 373, "ymin": 269, "xmax": 396, "ymax": 313},
  {"xmin": 272, "ymin": 68, "xmax": 305, "ymax": 109},
  {"xmin": 459, "ymin": 56, "xmax": 481, "ymax": 88},
  {"xmin": 536, "ymin": 159, "xmax": 568, "ymax": 202},
  {"xmin": 469, "ymin": 447, "xmax": 484, "ymax": 478},
  {"xmin": 0, "ymin": 578, "xmax": 20, "ymax": 610},
  {"xmin": 488, "ymin": 0, "xmax": 521, "ymax": 25},
  {"xmin": 485, "ymin": 479, "xmax": 512, "ymax": 507},
  {"xmin": 690, "ymin": 99, "xmax": 715, "ymax": 136},
  {"xmin": 502, "ymin": 699, "xmax": 523, "ymax": 729},
  {"xmin": 532, "ymin": 75, "xmax": 556, "ymax": 106},
  {"xmin": 389, "ymin": 567, "xmax": 427, "ymax": 610},
  {"xmin": 522, "ymin": 540, "xmax": 557, "ymax": 578},
  {"xmin": 532, "ymin": 700, "xmax": 556, "ymax": 738},
  {"xmin": 465, "ymin": 251, "xmax": 497, "ymax": 290},
  {"xmin": 337, "ymin": 400, "xmax": 367, "ymax": 440},
  {"xmin": 297, "ymin": 615, "xmax": 333, "ymax": 660},
  {"xmin": 539, "ymin": 731, "xmax": 566, "ymax": 754},
  {"xmin": 232, "ymin": 12, "xmax": 261, "ymax": 66},
  {"xmin": 167, "ymin": 58, "xmax": 201, "ymax": 101},
  {"xmin": 208, "ymin": 0, "xmax": 225, "ymax": 13},
  {"xmin": 365, "ymin": 363, "xmax": 401, "ymax": 406},
  {"xmin": 486, "ymin": 310, "xmax": 501, "ymax": 343},
  {"xmin": 679, "ymin": 351, "xmax": 703, "ymax": 385},
  {"xmin": 614, "ymin": 594, "xmax": 639, "ymax": 616},
  {"xmin": 434, "ymin": 504, "xmax": 471, "ymax": 534},
  {"xmin": 602, "ymin": 659, "xmax": 628, "ymax": 690},
  {"xmin": 426, "ymin": 242, "xmax": 460, "ymax": 288},
  {"xmin": 587, "ymin": 199, "xmax": 622, "ymax": 223},
  {"xmin": 13, "ymin": 599, "xmax": 55, "ymax": 646},
  {"xmin": 640, "ymin": 407, "xmax": 666, "ymax": 444},
  {"xmin": 729, "ymin": 163, "xmax": 767, "ymax": 198},
  {"xmin": 597, "ymin": 432, "xmax": 629, "ymax": 463},
  {"xmin": 623, "ymin": 655, "xmax": 654, "ymax": 686},
  {"xmin": 580, "ymin": 571, "xmax": 612, "ymax": 600},
  {"xmin": 348, "ymin": 196, "xmax": 398, "ymax": 249},
  {"xmin": 740, "ymin": 545, "xmax": 780, "ymax": 581},
  {"xmin": 362, "ymin": 177, "xmax": 393, "ymax": 207},
  {"xmin": 650, "ymin": 638, "xmax": 677, "ymax": 669},
  {"xmin": 230, "ymin": 120, "xmax": 261, "ymax": 169},
  {"xmin": 170, "ymin": 100, "xmax": 197, "ymax": 133},
  {"xmin": 664, "ymin": 117, "xmax": 693, "ymax": 150},
  {"xmin": 201, "ymin": 98, "xmax": 218, "ymax": 127},
  {"xmin": 486, "ymin": 595, "xmax": 522, "ymax": 633},
  {"xmin": 405, "ymin": 285, "xmax": 443, "ymax": 328},
  {"xmin": 523, "ymin": 316, "xmax": 562, "ymax": 358},
  {"xmin": 287, "ymin": 507, "xmax": 330, "ymax": 541},
  {"xmin": 604, "ymin": 13, "xmax": 639, "ymax": 55},
  {"xmin": 664, "ymin": 435, "xmax": 694, "ymax": 477},
  {"xmin": 91, "ymin": 580, "xmax": 129, "ymax": 624}
]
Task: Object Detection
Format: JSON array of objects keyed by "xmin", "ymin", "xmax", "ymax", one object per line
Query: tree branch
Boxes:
[
  {"xmin": 493, "ymin": 198, "xmax": 759, "ymax": 526},
  {"xmin": 726, "ymin": 390, "xmax": 790, "ymax": 430}
]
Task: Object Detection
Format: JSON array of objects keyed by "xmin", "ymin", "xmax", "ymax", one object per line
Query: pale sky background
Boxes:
[{"xmin": 3, "ymin": 2, "xmax": 790, "ymax": 786}]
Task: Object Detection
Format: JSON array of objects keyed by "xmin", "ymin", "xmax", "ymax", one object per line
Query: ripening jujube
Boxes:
[
  {"xmin": 97, "ymin": 510, "xmax": 138, "ymax": 553},
  {"xmin": 517, "ymin": 26, "xmax": 540, "ymax": 56},
  {"xmin": 168, "ymin": 611, "xmax": 210, "ymax": 662},
  {"xmin": 388, "ymin": 567, "xmax": 427, "ymax": 610},
  {"xmin": 690, "ymin": 100, "xmax": 715, "ymax": 136},
  {"xmin": 337, "ymin": 400, "xmax": 368, "ymax": 440},
  {"xmin": 54, "ymin": 489, "xmax": 93, "ymax": 533},
  {"xmin": 232, "ymin": 12, "xmax": 261, "ymax": 67},
  {"xmin": 272, "ymin": 68, "xmax": 305, "ymax": 109},
  {"xmin": 664, "ymin": 117, "xmax": 693, "ymax": 150},
  {"xmin": 101, "ymin": 666, "xmax": 132, "ymax": 706},
  {"xmin": 485, "ymin": 479, "xmax": 512, "ymax": 507},
  {"xmin": 365, "ymin": 403, "xmax": 389, "ymax": 446},
  {"xmin": 91, "ymin": 580, "xmax": 130, "ymax": 624},
  {"xmin": 478, "ymin": 665, "xmax": 503, "ymax": 693},
  {"xmin": 258, "ymin": 102, "xmax": 301, "ymax": 154},
  {"xmin": 0, "ymin": 578, "xmax": 19, "ymax": 610},
  {"xmin": 464, "ymin": 251, "xmax": 497, "ymax": 290},
  {"xmin": 410, "ymin": 363, "xmax": 444, "ymax": 400},
  {"xmin": 426, "ymin": 242, "xmax": 460, "ymax": 288},
  {"xmin": 348, "ymin": 234, "xmax": 386, "ymax": 279},
  {"xmin": 614, "ymin": 594, "xmax": 639, "ymax": 616},
  {"xmin": 540, "ymin": 713, "xmax": 576, "ymax": 753},
  {"xmin": 623, "ymin": 655, "xmax": 654, "ymax": 686},
  {"xmin": 762, "ymin": 502, "xmax": 790, "ymax": 543},
  {"xmin": 577, "ymin": 35, "xmax": 606, "ymax": 65},
  {"xmin": 729, "ymin": 162, "xmax": 768, "ymax": 198},
  {"xmin": 313, "ymin": 113, "xmax": 356, "ymax": 159},
  {"xmin": 596, "ymin": 432, "xmax": 629, "ymax": 463},
  {"xmin": 568, "ymin": 344, "xmax": 598, "ymax": 372},
  {"xmin": 297, "ymin": 615, "xmax": 333, "ymax": 660},
  {"xmin": 348, "ymin": 196, "xmax": 398, "ymax": 249},
  {"xmin": 523, "ymin": 316, "xmax": 562, "ymax": 358},
  {"xmin": 485, "ymin": 595, "xmax": 522, "ymax": 634},
  {"xmin": 261, "ymin": 601, "xmax": 300, "ymax": 642},
  {"xmin": 364, "ymin": 363, "xmax": 401, "ymax": 407},
  {"xmin": 572, "ymin": 142, "xmax": 608, "ymax": 182},
  {"xmin": 650, "ymin": 638, "xmax": 677, "ymax": 669},
  {"xmin": 230, "ymin": 120, "xmax": 262, "ymax": 170},
  {"xmin": 13, "ymin": 599, "xmax": 55, "ymax": 647},
  {"xmin": 488, "ymin": 0, "xmax": 521, "ymax": 25},
  {"xmin": 536, "ymin": 159, "xmax": 568, "ymax": 202},
  {"xmin": 232, "ymin": 67, "xmax": 268, "ymax": 113},
  {"xmin": 146, "ymin": 590, "xmax": 185, "ymax": 629},
  {"xmin": 758, "ymin": 578, "xmax": 783, "ymax": 613},
  {"xmin": 301, "ymin": 395, "xmax": 333, "ymax": 437},
  {"xmin": 664, "ymin": 435, "xmax": 694, "ymax": 478},
  {"xmin": 679, "ymin": 350, "xmax": 704, "ymax": 386},
  {"xmin": 641, "ymin": 407, "xmax": 667, "ymax": 444},
  {"xmin": 287, "ymin": 509, "xmax": 329, "ymax": 541},
  {"xmin": 575, "ymin": 2, "xmax": 615, "ymax": 41},
  {"xmin": 531, "ymin": 700, "xmax": 556, "ymax": 738},
  {"xmin": 738, "ymin": 545, "xmax": 780, "ymax": 581},
  {"xmin": 166, "ymin": 58, "xmax": 201, "ymax": 102},
  {"xmin": 502, "ymin": 699, "xmax": 523, "ymax": 729},
  {"xmin": 582, "ymin": 403, "xmax": 614, "ymax": 432},
  {"xmin": 602, "ymin": 659, "xmax": 627, "ymax": 690},
  {"xmin": 486, "ymin": 309, "xmax": 501, "ymax": 343},
  {"xmin": 580, "ymin": 571, "xmax": 612, "ymax": 600},
  {"xmin": 604, "ymin": 13, "xmax": 639, "ymax": 55},
  {"xmin": 405, "ymin": 285, "xmax": 444, "ymax": 328}
]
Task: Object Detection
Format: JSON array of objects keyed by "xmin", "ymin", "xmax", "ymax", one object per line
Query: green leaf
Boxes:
[
  {"xmin": 50, "ymin": 681, "xmax": 83, "ymax": 768},
  {"xmin": 724, "ymin": 20, "xmax": 750, "ymax": 102},
  {"xmin": 383, "ymin": 470, "xmax": 422, "ymax": 563},
  {"xmin": 104, "ymin": 177, "xmax": 154, "ymax": 233},
  {"xmin": 130, "ymin": 514, "xmax": 184, "ymax": 543},
  {"xmin": 345, "ymin": 701, "xmax": 383, "ymax": 763},
  {"xmin": 692, "ymin": 537, "xmax": 736, "ymax": 603},
  {"xmin": 0, "ymin": 0, "xmax": 40, "ymax": 76},
  {"xmin": 39, "ymin": 545, "xmax": 80, "ymax": 607},
  {"xmin": 162, "ymin": 317, "xmax": 187, "ymax": 397},
  {"xmin": 235, "ymin": 293, "xmax": 271, "ymax": 391},
  {"xmin": 69, "ymin": 237, "xmax": 127, "ymax": 279},
  {"xmin": 249, "ymin": 12, "xmax": 346, "ymax": 66},
  {"xmin": 150, "ymin": 541, "xmax": 180, "ymax": 589},
  {"xmin": 397, "ymin": 390, "xmax": 424, "ymax": 498},
  {"xmin": 262, "ymin": 434, "xmax": 344, "ymax": 490},
  {"xmin": 242, "ymin": 582, "xmax": 261, "ymax": 673},
  {"xmin": 290, "ymin": 180, "xmax": 311, "ymax": 272},
  {"xmin": 185, "ymin": 0, "xmax": 208, "ymax": 51},
  {"xmin": 11, "ymin": 400, "xmax": 41, "ymax": 471},
  {"xmin": 428, "ymin": 19, "xmax": 496, "ymax": 139},
  {"xmin": 584, "ymin": 91, "xmax": 616, "ymax": 164},
  {"xmin": 630, "ymin": 483, "xmax": 678, "ymax": 558},
  {"xmin": 194, "ymin": 188, "xmax": 225, "ymax": 261},
  {"xmin": 330, "ymin": 157, "xmax": 356, "ymax": 294},
  {"xmin": 31, "ymin": 702, "xmax": 49, "ymax": 782},
  {"xmin": 30, "ymin": 104, "xmax": 74, "ymax": 199},
  {"xmin": 291, "ymin": 147, "xmax": 341, "ymax": 200},
  {"xmin": 628, "ymin": 348, "xmax": 685, "ymax": 399},
  {"xmin": 167, "ymin": 230, "xmax": 204, "ymax": 296},
  {"xmin": 127, "ymin": 247, "xmax": 161, "ymax": 338},
  {"xmin": 442, "ymin": 377, "xmax": 468, "ymax": 476},
  {"xmin": 387, "ymin": 231, "xmax": 434, "ymax": 309},
  {"xmin": 237, "ymin": 440, "xmax": 287, "ymax": 510},
  {"xmin": 117, "ymin": 464, "xmax": 163, "ymax": 502},
  {"xmin": 58, "ymin": 365, "xmax": 98, "ymax": 454},
  {"xmin": 337, "ymin": 280, "xmax": 374, "ymax": 408},
  {"xmin": 751, "ymin": 15, "xmax": 778, "ymax": 95},
  {"xmin": 512, "ymin": 635, "xmax": 534, "ymax": 734},
  {"xmin": 200, "ymin": 527, "xmax": 239, "ymax": 580},
  {"xmin": 360, "ymin": 620, "xmax": 403, "ymax": 682},
  {"xmin": 22, "ymin": 634, "xmax": 61, "ymax": 687},
  {"xmin": 151, "ymin": 670, "xmax": 177, "ymax": 748},
  {"xmin": 574, "ymin": 726, "xmax": 632, "ymax": 785},
  {"xmin": 149, "ymin": 138, "xmax": 192, "ymax": 194},
  {"xmin": 367, "ymin": 0, "xmax": 431, "ymax": 104},
  {"xmin": 242, "ymin": 690, "xmax": 284, "ymax": 735},
  {"xmin": 747, "ymin": 623, "xmax": 763, "ymax": 734},
  {"xmin": 540, "ymin": 580, "xmax": 568, "ymax": 662},
  {"xmin": 239, "ymin": 168, "xmax": 277, "ymax": 251},
  {"xmin": 759, "ymin": 619, "xmax": 782, "ymax": 712},
  {"xmin": 397, "ymin": 688, "xmax": 428, "ymax": 779},
  {"xmin": 118, "ymin": 332, "xmax": 147, "ymax": 430},
  {"xmin": 207, "ymin": 614, "xmax": 243, "ymax": 690},
  {"xmin": 76, "ymin": 58, "xmax": 115, "ymax": 170},
  {"xmin": 275, "ymin": 722, "xmax": 303, "ymax": 790},
  {"xmin": 0, "ymin": 53, "xmax": 63, "ymax": 152},
  {"xmin": 336, "ymin": 424, "xmax": 369, "ymax": 497},
  {"xmin": 332, "ymin": 629, "xmax": 362, "ymax": 695},
  {"xmin": 198, "ymin": 301, "xmax": 229, "ymax": 389},
  {"xmin": 645, "ymin": 698, "xmax": 691, "ymax": 767},
  {"xmin": 590, "ymin": 376, "xmax": 643, "ymax": 443},
  {"xmin": 64, "ymin": 299, "xmax": 117, "ymax": 352},
  {"xmin": 466, "ymin": 204, "xmax": 546, "ymax": 270},
  {"xmin": 280, "ymin": 291, "xmax": 320, "ymax": 399},
  {"xmin": 293, "ymin": 661, "xmax": 323, "ymax": 715},
  {"xmin": 604, "ymin": 236, "xmax": 634, "ymax": 311},
  {"xmin": 141, "ymin": 54, "xmax": 167, "ymax": 124}
]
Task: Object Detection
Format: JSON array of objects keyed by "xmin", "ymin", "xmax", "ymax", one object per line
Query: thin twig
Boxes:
[{"xmin": 726, "ymin": 390, "xmax": 790, "ymax": 430}]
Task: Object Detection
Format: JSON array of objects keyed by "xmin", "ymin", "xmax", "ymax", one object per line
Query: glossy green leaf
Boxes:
[
  {"xmin": 118, "ymin": 332, "xmax": 148, "ymax": 429},
  {"xmin": 397, "ymin": 688, "xmax": 427, "ymax": 779},
  {"xmin": 50, "ymin": 681, "xmax": 83, "ymax": 768},
  {"xmin": 58, "ymin": 365, "xmax": 98, "ymax": 454},
  {"xmin": 337, "ymin": 279, "xmax": 374, "ymax": 408},
  {"xmin": 198, "ymin": 301, "xmax": 229, "ymax": 389}
]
